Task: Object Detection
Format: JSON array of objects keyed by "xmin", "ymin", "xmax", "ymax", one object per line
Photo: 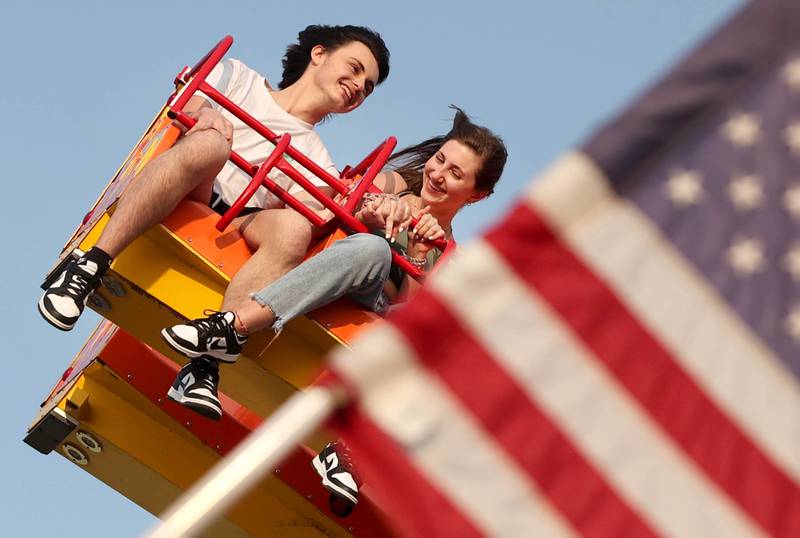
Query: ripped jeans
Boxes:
[{"xmin": 251, "ymin": 233, "xmax": 392, "ymax": 331}]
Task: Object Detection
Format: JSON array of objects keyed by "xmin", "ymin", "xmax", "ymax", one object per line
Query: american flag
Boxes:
[{"xmin": 325, "ymin": 2, "xmax": 800, "ymax": 536}]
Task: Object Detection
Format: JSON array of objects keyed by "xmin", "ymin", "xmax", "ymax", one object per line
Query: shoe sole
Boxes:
[
  {"xmin": 37, "ymin": 296, "xmax": 75, "ymax": 331},
  {"xmin": 311, "ymin": 457, "xmax": 358, "ymax": 505},
  {"xmin": 167, "ymin": 387, "xmax": 223, "ymax": 421},
  {"xmin": 160, "ymin": 329, "xmax": 239, "ymax": 364}
]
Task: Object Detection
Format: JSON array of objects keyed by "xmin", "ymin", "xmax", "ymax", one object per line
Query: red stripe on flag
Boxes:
[
  {"xmin": 485, "ymin": 202, "xmax": 800, "ymax": 537},
  {"xmin": 390, "ymin": 290, "xmax": 658, "ymax": 538},
  {"xmin": 329, "ymin": 405, "xmax": 484, "ymax": 538}
]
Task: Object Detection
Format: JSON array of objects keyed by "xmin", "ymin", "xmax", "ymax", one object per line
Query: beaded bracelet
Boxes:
[
  {"xmin": 362, "ymin": 192, "xmax": 400, "ymax": 204},
  {"xmin": 403, "ymin": 252, "xmax": 427, "ymax": 268}
]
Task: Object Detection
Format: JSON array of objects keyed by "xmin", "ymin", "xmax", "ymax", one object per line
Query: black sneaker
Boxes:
[
  {"xmin": 38, "ymin": 259, "xmax": 102, "ymax": 331},
  {"xmin": 166, "ymin": 358, "xmax": 222, "ymax": 421},
  {"xmin": 161, "ymin": 311, "xmax": 247, "ymax": 363},
  {"xmin": 312, "ymin": 441, "xmax": 361, "ymax": 506}
]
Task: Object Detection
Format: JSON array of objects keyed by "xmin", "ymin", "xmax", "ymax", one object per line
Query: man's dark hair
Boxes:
[{"xmin": 279, "ymin": 25, "xmax": 390, "ymax": 89}]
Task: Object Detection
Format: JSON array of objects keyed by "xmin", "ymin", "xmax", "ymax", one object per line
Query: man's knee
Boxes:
[
  {"xmin": 175, "ymin": 129, "xmax": 230, "ymax": 177},
  {"xmin": 280, "ymin": 217, "xmax": 314, "ymax": 261},
  {"xmin": 241, "ymin": 209, "xmax": 314, "ymax": 256}
]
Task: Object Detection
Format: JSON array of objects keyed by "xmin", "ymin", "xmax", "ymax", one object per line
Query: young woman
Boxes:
[{"xmin": 162, "ymin": 107, "xmax": 507, "ymax": 422}]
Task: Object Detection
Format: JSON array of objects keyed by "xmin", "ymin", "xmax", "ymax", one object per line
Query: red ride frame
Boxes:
[{"xmin": 167, "ymin": 36, "xmax": 448, "ymax": 279}]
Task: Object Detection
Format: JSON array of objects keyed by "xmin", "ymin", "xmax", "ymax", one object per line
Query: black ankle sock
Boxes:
[
  {"xmin": 80, "ymin": 247, "xmax": 113, "ymax": 276},
  {"xmin": 193, "ymin": 357, "xmax": 220, "ymax": 370}
]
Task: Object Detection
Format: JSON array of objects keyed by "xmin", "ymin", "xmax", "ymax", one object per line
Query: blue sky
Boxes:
[{"xmin": 1, "ymin": 1, "xmax": 742, "ymax": 535}]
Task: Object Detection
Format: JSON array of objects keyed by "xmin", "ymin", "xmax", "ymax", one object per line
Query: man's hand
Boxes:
[{"xmin": 177, "ymin": 107, "xmax": 233, "ymax": 142}]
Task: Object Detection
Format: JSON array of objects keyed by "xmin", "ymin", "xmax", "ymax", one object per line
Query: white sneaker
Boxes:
[{"xmin": 311, "ymin": 441, "xmax": 360, "ymax": 506}]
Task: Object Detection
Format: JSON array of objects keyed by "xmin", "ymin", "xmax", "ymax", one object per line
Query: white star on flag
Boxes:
[
  {"xmin": 721, "ymin": 112, "xmax": 761, "ymax": 147},
  {"xmin": 784, "ymin": 57, "xmax": 800, "ymax": 93},
  {"xmin": 728, "ymin": 174, "xmax": 764, "ymax": 211},
  {"xmin": 784, "ymin": 244, "xmax": 800, "ymax": 281},
  {"xmin": 784, "ymin": 121, "xmax": 800, "ymax": 154},
  {"xmin": 785, "ymin": 184, "xmax": 800, "ymax": 219},
  {"xmin": 665, "ymin": 169, "xmax": 704, "ymax": 207},
  {"xmin": 786, "ymin": 305, "xmax": 800, "ymax": 343},
  {"xmin": 727, "ymin": 237, "xmax": 766, "ymax": 276}
]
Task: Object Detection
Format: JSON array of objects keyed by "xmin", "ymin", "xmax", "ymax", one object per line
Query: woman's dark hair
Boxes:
[
  {"xmin": 387, "ymin": 106, "xmax": 507, "ymax": 198},
  {"xmin": 279, "ymin": 25, "xmax": 390, "ymax": 89}
]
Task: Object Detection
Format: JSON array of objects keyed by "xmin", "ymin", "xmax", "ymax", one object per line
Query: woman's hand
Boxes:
[
  {"xmin": 356, "ymin": 194, "xmax": 413, "ymax": 242},
  {"xmin": 407, "ymin": 206, "xmax": 445, "ymax": 258}
]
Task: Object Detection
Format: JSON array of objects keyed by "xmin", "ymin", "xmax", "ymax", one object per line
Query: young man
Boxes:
[{"xmin": 38, "ymin": 25, "xmax": 389, "ymax": 332}]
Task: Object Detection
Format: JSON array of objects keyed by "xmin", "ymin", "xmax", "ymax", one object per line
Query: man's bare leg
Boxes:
[
  {"xmin": 220, "ymin": 208, "xmax": 315, "ymax": 310},
  {"xmin": 95, "ymin": 129, "xmax": 230, "ymax": 257},
  {"xmin": 39, "ymin": 128, "xmax": 231, "ymax": 331}
]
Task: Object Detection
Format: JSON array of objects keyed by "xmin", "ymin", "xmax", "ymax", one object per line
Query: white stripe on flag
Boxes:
[
  {"xmin": 429, "ymin": 240, "xmax": 766, "ymax": 538},
  {"xmin": 331, "ymin": 324, "xmax": 577, "ymax": 538},
  {"xmin": 529, "ymin": 152, "xmax": 800, "ymax": 483}
]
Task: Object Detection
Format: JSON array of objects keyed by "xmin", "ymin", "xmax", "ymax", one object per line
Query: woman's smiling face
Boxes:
[{"xmin": 421, "ymin": 139, "xmax": 484, "ymax": 212}]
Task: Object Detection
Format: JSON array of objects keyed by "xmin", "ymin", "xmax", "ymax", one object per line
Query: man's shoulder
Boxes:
[
  {"xmin": 224, "ymin": 58, "xmax": 260, "ymax": 79},
  {"xmin": 302, "ymin": 130, "xmax": 333, "ymax": 155}
]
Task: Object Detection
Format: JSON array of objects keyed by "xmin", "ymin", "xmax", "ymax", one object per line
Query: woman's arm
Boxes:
[
  {"xmin": 383, "ymin": 242, "xmax": 428, "ymax": 303},
  {"xmin": 373, "ymin": 171, "xmax": 408, "ymax": 195},
  {"xmin": 391, "ymin": 241, "xmax": 429, "ymax": 302},
  {"xmin": 391, "ymin": 206, "xmax": 448, "ymax": 302}
]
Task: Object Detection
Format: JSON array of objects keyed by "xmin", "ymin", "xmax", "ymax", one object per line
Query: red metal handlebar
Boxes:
[
  {"xmin": 342, "ymin": 137, "xmax": 396, "ymax": 213},
  {"xmin": 343, "ymin": 140, "xmax": 392, "ymax": 180},
  {"xmin": 170, "ymin": 36, "xmax": 233, "ymax": 114},
  {"xmin": 216, "ymin": 134, "xmax": 293, "ymax": 231},
  {"xmin": 183, "ymin": 36, "xmax": 233, "ymax": 83}
]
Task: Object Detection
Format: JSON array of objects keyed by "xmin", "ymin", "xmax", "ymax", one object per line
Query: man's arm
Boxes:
[
  {"xmin": 294, "ymin": 188, "xmax": 336, "ymax": 219},
  {"xmin": 184, "ymin": 94, "xmax": 211, "ymax": 114}
]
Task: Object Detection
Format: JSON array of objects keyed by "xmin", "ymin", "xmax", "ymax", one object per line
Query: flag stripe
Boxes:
[
  {"xmin": 428, "ymin": 240, "xmax": 764, "ymax": 538},
  {"xmin": 485, "ymin": 201, "xmax": 800, "ymax": 538},
  {"xmin": 331, "ymin": 325, "xmax": 576, "ymax": 538},
  {"xmin": 390, "ymin": 288, "xmax": 660, "ymax": 538},
  {"xmin": 331, "ymin": 404, "xmax": 485, "ymax": 538},
  {"xmin": 528, "ymin": 152, "xmax": 800, "ymax": 484}
]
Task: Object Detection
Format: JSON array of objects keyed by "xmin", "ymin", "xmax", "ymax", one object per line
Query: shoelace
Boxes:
[
  {"xmin": 61, "ymin": 264, "xmax": 93, "ymax": 299},
  {"xmin": 197, "ymin": 373, "xmax": 218, "ymax": 394},
  {"xmin": 191, "ymin": 360, "xmax": 219, "ymax": 393},
  {"xmin": 190, "ymin": 310, "xmax": 231, "ymax": 341},
  {"xmin": 333, "ymin": 442, "xmax": 362, "ymax": 485}
]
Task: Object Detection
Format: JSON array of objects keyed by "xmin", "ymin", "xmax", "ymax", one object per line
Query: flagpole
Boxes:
[{"xmin": 144, "ymin": 385, "xmax": 343, "ymax": 538}]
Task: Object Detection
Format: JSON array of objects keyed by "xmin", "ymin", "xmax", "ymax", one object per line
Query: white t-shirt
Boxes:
[{"xmin": 202, "ymin": 59, "xmax": 337, "ymax": 209}]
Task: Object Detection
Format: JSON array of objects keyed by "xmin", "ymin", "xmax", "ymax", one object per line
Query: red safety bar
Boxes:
[
  {"xmin": 167, "ymin": 36, "xmax": 449, "ymax": 279},
  {"xmin": 215, "ymin": 134, "xmax": 298, "ymax": 230}
]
